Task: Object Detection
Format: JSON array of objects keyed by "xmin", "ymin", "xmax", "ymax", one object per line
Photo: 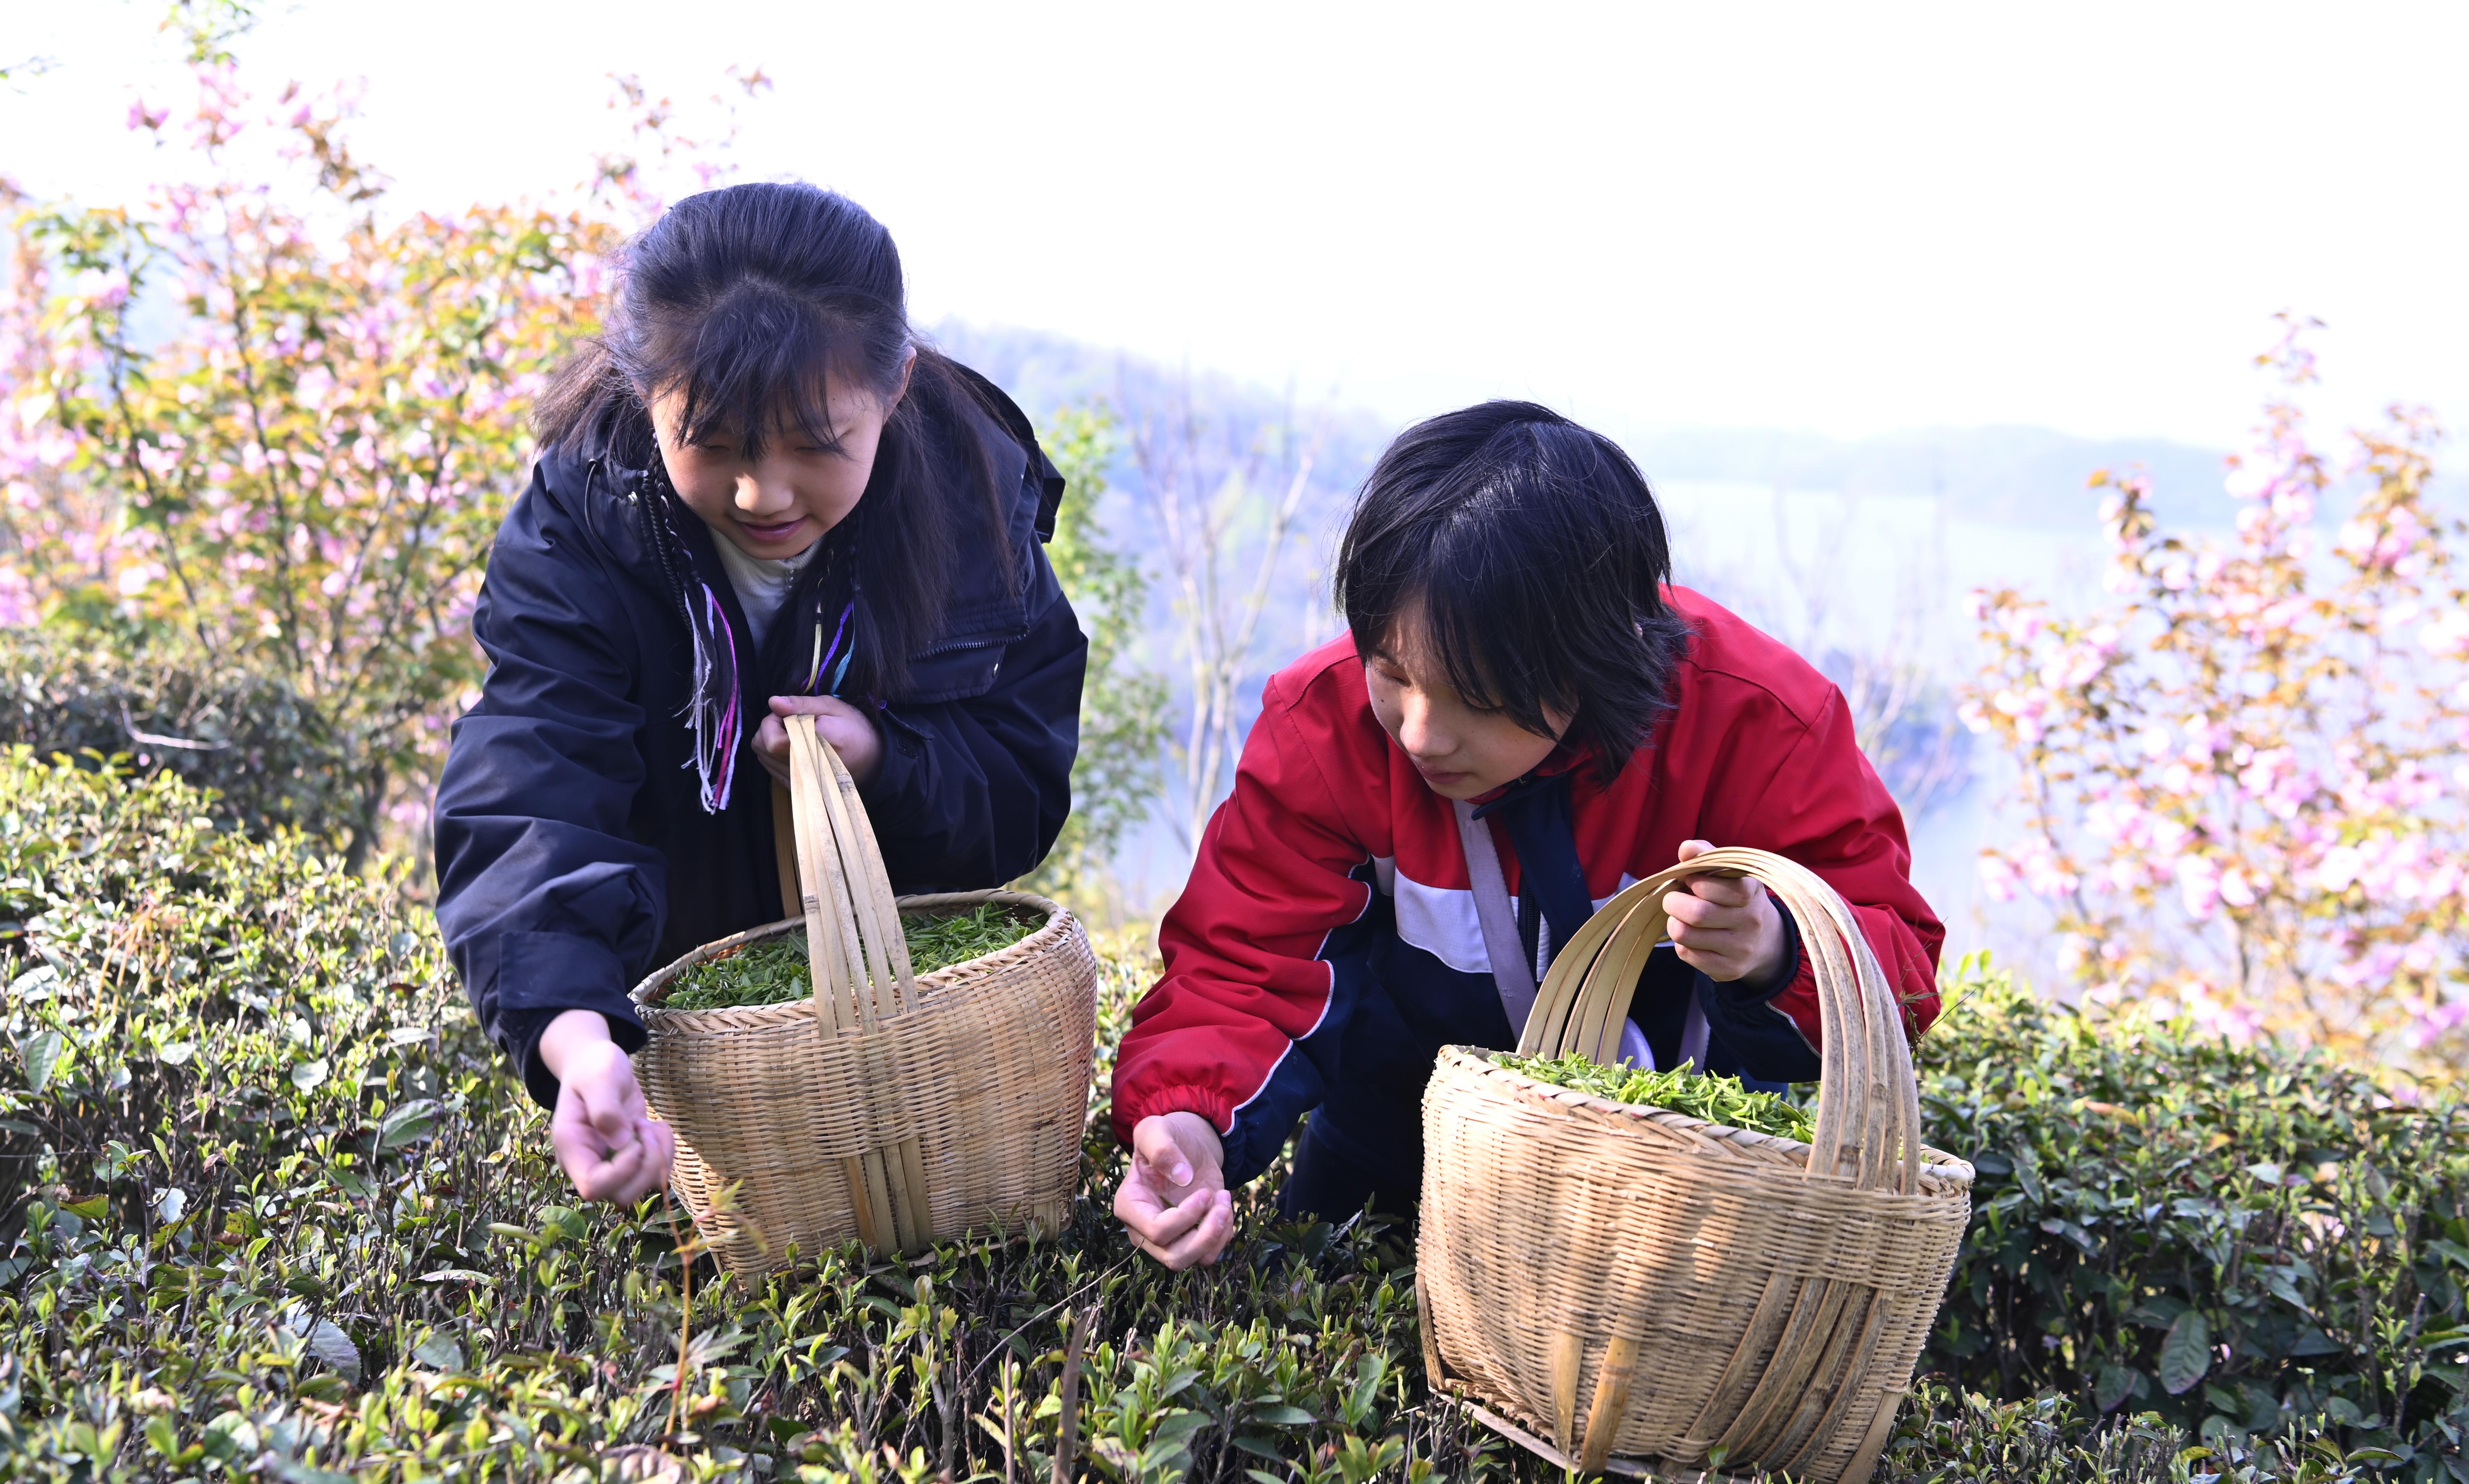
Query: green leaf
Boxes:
[
  {"xmin": 1250, "ymin": 1405, "xmax": 1317, "ymax": 1427},
  {"xmin": 412, "ymin": 1334, "xmax": 464, "ymax": 1370},
  {"xmin": 2157, "ymin": 1310, "xmax": 2211, "ymax": 1396},
  {"xmin": 376, "ymin": 1099, "xmax": 438, "ymax": 1150},
  {"xmin": 62, "ymin": 1194, "xmax": 107, "ymax": 1220},
  {"xmin": 412, "ymin": 1268, "xmax": 494, "ymax": 1286},
  {"xmin": 156, "ymin": 1040, "xmax": 195, "ymax": 1066},
  {"xmin": 303, "ymin": 1317, "xmax": 360, "ymax": 1382},
  {"xmin": 2267, "ymin": 1275, "xmax": 2312, "ymax": 1314},
  {"xmin": 2012, "ymin": 1146, "xmax": 2046, "ymax": 1205},
  {"xmin": 19, "ymin": 1030, "xmax": 62, "ymax": 1094},
  {"xmin": 290, "ymin": 1057, "xmax": 328, "ymax": 1092},
  {"xmin": 2095, "ymin": 1363, "xmax": 2142, "ymax": 1413}
]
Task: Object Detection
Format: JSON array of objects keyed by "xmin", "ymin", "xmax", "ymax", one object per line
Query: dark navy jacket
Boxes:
[{"xmin": 434, "ymin": 385, "xmax": 1084, "ymax": 1106}]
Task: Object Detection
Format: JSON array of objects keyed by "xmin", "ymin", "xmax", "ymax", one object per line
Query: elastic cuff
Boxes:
[{"xmin": 1108, "ymin": 1085, "xmax": 1233, "ymax": 1149}]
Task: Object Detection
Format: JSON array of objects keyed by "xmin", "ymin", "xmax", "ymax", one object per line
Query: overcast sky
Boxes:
[{"xmin": 5, "ymin": 1, "xmax": 2465, "ymax": 453}]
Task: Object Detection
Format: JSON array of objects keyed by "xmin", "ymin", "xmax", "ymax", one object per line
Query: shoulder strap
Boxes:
[{"xmin": 1455, "ymin": 799, "xmax": 1540, "ymax": 1038}]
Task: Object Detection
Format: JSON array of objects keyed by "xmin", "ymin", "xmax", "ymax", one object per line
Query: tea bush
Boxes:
[
  {"xmin": 1920, "ymin": 964, "xmax": 2467, "ymax": 1469},
  {"xmin": 0, "ymin": 629, "xmax": 359, "ymax": 842},
  {"xmin": 0, "ymin": 751, "xmax": 2447, "ymax": 1481}
]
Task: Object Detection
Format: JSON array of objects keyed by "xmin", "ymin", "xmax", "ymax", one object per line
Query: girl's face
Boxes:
[
  {"xmin": 648, "ymin": 357, "xmax": 911, "ymax": 560},
  {"xmin": 1363, "ymin": 599, "xmax": 1571, "ymax": 801}
]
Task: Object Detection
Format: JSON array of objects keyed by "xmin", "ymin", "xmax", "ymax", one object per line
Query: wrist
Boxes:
[{"xmin": 537, "ymin": 1008, "xmax": 612, "ymax": 1082}]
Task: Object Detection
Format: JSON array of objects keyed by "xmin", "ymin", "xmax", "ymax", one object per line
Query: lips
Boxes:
[{"xmin": 735, "ymin": 517, "xmax": 807, "ymax": 545}]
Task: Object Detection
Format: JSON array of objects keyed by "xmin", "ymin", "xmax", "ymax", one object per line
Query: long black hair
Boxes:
[
  {"xmin": 536, "ymin": 182, "xmax": 1011, "ymax": 703},
  {"xmin": 1333, "ymin": 401, "xmax": 1691, "ymax": 779}
]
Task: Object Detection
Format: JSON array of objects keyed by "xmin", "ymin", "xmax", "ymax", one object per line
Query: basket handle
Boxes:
[
  {"xmin": 1515, "ymin": 846, "xmax": 1924, "ymax": 1196},
  {"xmin": 783, "ymin": 715, "xmax": 918, "ymax": 1032}
]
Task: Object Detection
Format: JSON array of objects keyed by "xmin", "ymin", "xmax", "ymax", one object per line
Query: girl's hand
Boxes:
[
  {"xmin": 754, "ymin": 697, "xmax": 883, "ymax": 787},
  {"xmin": 538, "ymin": 1009, "xmax": 676, "ymax": 1205},
  {"xmin": 1115, "ymin": 1111, "xmax": 1234, "ymax": 1269},
  {"xmin": 1665, "ymin": 839, "xmax": 1789, "ymax": 985}
]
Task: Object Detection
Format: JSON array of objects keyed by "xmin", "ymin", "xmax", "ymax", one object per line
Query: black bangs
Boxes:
[
  {"xmin": 1335, "ymin": 402, "xmax": 1691, "ymax": 780},
  {"xmin": 657, "ymin": 284, "xmax": 913, "ymax": 463}
]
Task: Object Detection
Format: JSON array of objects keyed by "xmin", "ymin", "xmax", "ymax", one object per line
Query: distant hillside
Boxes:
[
  {"xmin": 1623, "ymin": 425, "xmax": 2237, "ymax": 529},
  {"xmin": 938, "ymin": 320, "xmax": 2241, "ymax": 532}
]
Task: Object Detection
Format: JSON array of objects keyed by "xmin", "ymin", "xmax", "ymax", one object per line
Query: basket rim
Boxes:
[
  {"xmin": 629, "ymin": 888, "xmax": 1075, "ymax": 1028},
  {"xmin": 1437, "ymin": 1044, "xmax": 1976, "ymax": 1191}
]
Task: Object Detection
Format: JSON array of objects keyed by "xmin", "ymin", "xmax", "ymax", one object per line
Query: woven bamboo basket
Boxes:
[
  {"xmin": 629, "ymin": 716, "xmax": 1098, "ymax": 1277},
  {"xmin": 1418, "ymin": 847, "xmax": 1972, "ymax": 1484}
]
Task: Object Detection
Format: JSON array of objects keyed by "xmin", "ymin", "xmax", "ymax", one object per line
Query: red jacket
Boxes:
[{"xmin": 1110, "ymin": 587, "xmax": 1943, "ymax": 1189}]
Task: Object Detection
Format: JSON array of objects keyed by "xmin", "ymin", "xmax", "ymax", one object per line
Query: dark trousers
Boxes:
[{"xmin": 1275, "ymin": 1118, "xmax": 1419, "ymax": 1223}]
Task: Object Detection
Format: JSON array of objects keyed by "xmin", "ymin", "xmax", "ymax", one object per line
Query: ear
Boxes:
[{"xmin": 888, "ymin": 348, "xmax": 917, "ymax": 409}]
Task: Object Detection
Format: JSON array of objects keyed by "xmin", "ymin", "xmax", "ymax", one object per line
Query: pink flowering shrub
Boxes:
[
  {"xmin": 0, "ymin": 54, "xmax": 754, "ymax": 861},
  {"xmin": 1965, "ymin": 320, "xmax": 2467, "ymax": 1073}
]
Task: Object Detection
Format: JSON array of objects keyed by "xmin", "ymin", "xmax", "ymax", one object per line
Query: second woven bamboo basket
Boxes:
[
  {"xmin": 1418, "ymin": 847, "xmax": 1972, "ymax": 1484},
  {"xmin": 630, "ymin": 716, "xmax": 1098, "ymax": 1277}
]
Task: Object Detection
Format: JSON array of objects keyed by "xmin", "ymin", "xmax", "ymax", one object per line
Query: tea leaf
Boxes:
[
  {"xmin": 19, "ymin": 1029, "xmax": 62, "ymax": 1094},
  {"xmin": 1492, "ymin": 1051, "xmax": 1815, "ymax": 1142},
  {"xmin": 2157, "ymin": 1310, "xmax": 2211, "ymax": 1395}
]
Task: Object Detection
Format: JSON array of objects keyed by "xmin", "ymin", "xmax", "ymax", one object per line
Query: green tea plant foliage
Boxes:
[
  {"xmin": 0, "ymin": 752, "xmax": 2436, "ymax": 1482},
  {"xmin": 0, "ymin": 627, "xmax": 358, "ymax": 842},
  {"xmin": 659, "ymin": 906, "xmax": 1039, "ymax": 1012},
  {"xmin": 1490, "ymin": 1051, "xmax": 1818, "ymax": 1143},
  {"xmin": 1920, "ymin": 958, "xmax": 2465, "ymax": 1471}
]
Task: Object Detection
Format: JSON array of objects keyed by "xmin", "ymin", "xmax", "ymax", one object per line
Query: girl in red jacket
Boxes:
[{"xmin": 1110, "ymin": 401, "xmax": 1942, "ymax": 1270}]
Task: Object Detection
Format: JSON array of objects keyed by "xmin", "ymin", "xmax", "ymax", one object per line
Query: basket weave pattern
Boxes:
[
  {"xmin": 630, "ymin": 717, "xmax": 1098, "ymax": 1275},
  {"xmin": 1418, "ymin": 847, "xmax": 1971, "ymax": 1483}
]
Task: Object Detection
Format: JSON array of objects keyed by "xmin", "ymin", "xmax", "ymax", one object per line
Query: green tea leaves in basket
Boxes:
[
  {"xmin": 662, "ymin": 904, "xmax": 1038, "ymax": 1011},
  {"xmin": 1493, "ymin": 1050, "xmax": 1816, "ymax": 1142}
]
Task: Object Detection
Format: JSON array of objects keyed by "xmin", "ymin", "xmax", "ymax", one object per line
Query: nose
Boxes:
[
  {"xmin": 1394, "ymin": 687, "xmax": 1451, "ymax": 760},
  {"xmin": 734, "ymin": 456, "xmax": 798, "ymax": 518}
]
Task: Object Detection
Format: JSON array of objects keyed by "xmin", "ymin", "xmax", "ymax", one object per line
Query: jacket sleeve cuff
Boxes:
[
  {"xmin": 1711, "ymin": 908, "xmax": 1804, "ymax": 1006},
  {"xmin": 1109, "ymin": 1083, "xmax": 1235, "ymax": 1148},
  {"xmin": 487, "ymin": 932, "xmax": 651, "ymax": 1110}
]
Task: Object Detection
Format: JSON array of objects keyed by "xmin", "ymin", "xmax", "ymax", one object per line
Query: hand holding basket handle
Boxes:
[{"xmin": 1520, "ymin": 844, "xmax": 1927, "ymax": 1194}]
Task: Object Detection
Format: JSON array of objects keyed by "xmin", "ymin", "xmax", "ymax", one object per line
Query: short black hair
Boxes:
[{"xmin": 1334, "ymin": 401, "xmax": 1691, "ymax": 778}]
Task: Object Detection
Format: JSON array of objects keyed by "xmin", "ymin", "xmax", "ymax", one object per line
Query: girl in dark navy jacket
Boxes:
[
  {"xmin": 434, "ymin": 183, "xmax": 1084, "ymax": 1206},
  {"xmin": 1110, "ymin": 403, "xmax": 1939, "ymax": 1269}
]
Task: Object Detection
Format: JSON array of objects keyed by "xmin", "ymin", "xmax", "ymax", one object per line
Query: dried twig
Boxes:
[{"xmin": 1050, "ymin": 1306, "xmax": 1090, "ymax": 1484}]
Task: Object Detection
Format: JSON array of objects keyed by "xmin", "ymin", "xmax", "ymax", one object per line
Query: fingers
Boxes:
[
  {"xmin": 1665, "ymin": 840, "xmax": 1785, "ymax": 984},
  {"xmin": 1122, "ymin": 1188, "xmax": 1234, "ymax": 1270},
  {"xmin": 1115, "ymin": 1163, "xmax": 1211, "ymax": 1247},
  {"xmin": 768, "ymin": 695, "xmax": 863, "ymax": 719},
  {"xmin": 1144, "ymin": 1190, "xmax": 1234, "ymax": 1269},
  {"xmin": 557, "ymin": 1113, "xmax": 673, "ymax": 1205},
  {"xmin": 1132, "ymin": 1120, "xmax": 1195, "ymax": 1188},
  {"xmin": 551, "ymin": 1046, "xmax": 672, "ymax": 1206}
]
